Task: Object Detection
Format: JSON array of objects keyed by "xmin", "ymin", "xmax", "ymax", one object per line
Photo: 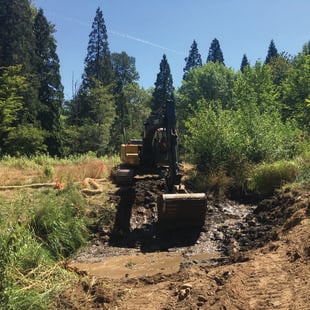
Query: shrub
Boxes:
[{"xmin": 248, "ymin": 161, "xmax": 298, "ymax": 196}]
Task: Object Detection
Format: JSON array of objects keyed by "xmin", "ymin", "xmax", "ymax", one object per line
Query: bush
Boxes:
[
  {"xmin": 184, "ymin": 101, "xmax": 304, "ymax": 175},
  {"xmin": 248, "ymin": 161, "xmax": 298, "ymax": 196}
]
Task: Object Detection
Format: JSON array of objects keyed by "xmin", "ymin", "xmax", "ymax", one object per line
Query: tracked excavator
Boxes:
[{"xmin": 115, "ymin": 99, "xmax": 206, "ymax": 229}]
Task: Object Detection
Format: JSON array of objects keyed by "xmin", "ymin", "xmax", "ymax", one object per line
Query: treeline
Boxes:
[{"xmin": 0, "ymin": 1, "xmax": 309, "ymax": 168}]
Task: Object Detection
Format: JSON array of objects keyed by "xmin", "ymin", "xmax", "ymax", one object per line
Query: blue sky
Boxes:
[{"xmin": 34, "ymin": 0, "xmax": 310, "ymax": 99}]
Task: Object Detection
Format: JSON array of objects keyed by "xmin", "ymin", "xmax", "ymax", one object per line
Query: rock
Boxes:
[
  {"xmin": 197, "ymin": 295, "xmax": 208, "ymax": 302},
  {"xmin": 181, "ymin": 283, "xmax": 193, "ymax": 290},
  {"xmin": 178, "ymin": 288, "xmax": 190, "ymax": 300}
]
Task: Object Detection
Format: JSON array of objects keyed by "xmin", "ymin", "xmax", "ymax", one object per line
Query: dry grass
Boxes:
[
  {"xmin": 0, "ymin": 166, "xmax": 42, "ymax": 186},
  {"xmin": 0, "ymin": 158, "xmax": 115, "ymax": 187}
]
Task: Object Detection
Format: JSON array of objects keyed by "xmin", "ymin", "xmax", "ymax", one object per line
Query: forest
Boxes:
[{"xmin": 0, "ymin": 1, "xmax": 309, "ymax": 192}]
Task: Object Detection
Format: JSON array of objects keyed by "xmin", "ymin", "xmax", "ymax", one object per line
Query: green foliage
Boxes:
[
  {"xmin": 281, "ymin": 53, "xmax": 310, "ymax": 130},
  {"xmin": 33, "ymin": 8, "xmax": 64, "ymax": 156},
  {"xmin": 240, "ymin": 54, "xmax": 250, "ymax": 73},
  {"xmin": 122, "ymin": 82, "xmax": 151, "ymax": 141},
  {"xmin": 112, "ymin": 51, "xmax": 139, "ymax": 90},
  {"xmin": 83, "ymin": 7, "xmax": 113, "ymax": 87},
  {"xmin": 183, "ymin": 40, "xmax": 202, "ymax": 79},
  {"xmin": 4, "ymin": 124, "xmax": 47, "ymax": 156},
  {"xmin": 233, "ymin": 61, "xmax": 279, "ymax": 112},
  {"xmin": 0, "ymin": 66, "xmax": 27, "ymax": 151},
  {"xmin": 265, "ymin": 39, "xmax": 278, "ymax": 64},
  {"xmin": 151, "ymin": 54, "xmax": 175, "ymax": 111},
  {"xmin": 248, "ymin": 161, "xmax": 298, "ymax": 196},
  {"xmin": 207, "ymin": 38, "xmax": 225, "ymax": 65},
  {"xmin": 177, "ymin": 62, "xmax": 235, "ymax": 135},
  {"xmin": 184, "ymin": 99, "xmax": 303, "ymax": 175},
  {"xmin": 30, "ymin": 186, "xmax": 88, "ymax": 259}
]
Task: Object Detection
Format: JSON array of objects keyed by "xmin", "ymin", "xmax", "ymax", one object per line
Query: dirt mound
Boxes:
[{"xmin": 61, "ymin": 184, "xmax": 309, "ymax": 309}]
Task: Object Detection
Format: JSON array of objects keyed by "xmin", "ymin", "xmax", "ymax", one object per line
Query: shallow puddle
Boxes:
[{"xmin": 70, "ymin": 252, "xmax": 183, "ymax": 279}]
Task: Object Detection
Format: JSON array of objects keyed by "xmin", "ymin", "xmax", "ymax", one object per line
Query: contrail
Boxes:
[
  {"xmin": 60, "ymin": 16, "xmax": 183, "ymax": 55},
  {"xmin": 110, "ymin": 30, "xmax": 184, "ymax": 55}
]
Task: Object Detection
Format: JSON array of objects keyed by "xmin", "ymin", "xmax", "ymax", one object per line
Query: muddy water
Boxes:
[
  {"xmin": 72, "ymin": 252, "xmax": 182, "ymax": 279},
  {"xmin": 71, "ymin": 179, "xmax": 260, "ymax": 279},
  {"xmin": 71, "ymin": 202, "xmax": 255, "ymax": 279}
]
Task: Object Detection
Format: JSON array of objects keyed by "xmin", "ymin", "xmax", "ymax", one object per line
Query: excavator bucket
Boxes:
[{"xmin": 157, "ymin": 193, "xmax": 206, "ymax": 229}]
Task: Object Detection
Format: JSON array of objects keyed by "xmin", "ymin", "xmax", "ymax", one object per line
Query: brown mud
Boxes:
[{"xmin": 61, "ymin": 176, "xmax": 309, "ymax": 309}]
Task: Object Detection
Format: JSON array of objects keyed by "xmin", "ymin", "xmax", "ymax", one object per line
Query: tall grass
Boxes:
[
  {"xmin": 0, "ymin": 181, "xmax": 89, "ymax": 309},
  {"xmin": 0, "ymin": 152, "xmax": 119, "ymax": 169},
  {"xmin": 248, "ymin": 160, "xmax": 298, "ymax": 196}
]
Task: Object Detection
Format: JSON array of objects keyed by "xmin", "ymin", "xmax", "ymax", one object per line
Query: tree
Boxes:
[
  {"xmin": 0, "ymin": 66, "xmax": 26, "ymax": 153},
  {"xmin": 82, "ymin": 7, "xmax": 113, "ymax": 90},
  {"xmin": 0, "ymin": 0, "xmax": 40, "ymax": 125},
  {"xmin": 281, "ymin": 52, "xmax": 310, "ymax": 130},
  {"xmin": 33, "ymin": 8, "xmax": 64, "ymax": 156},
  {"xmin": 207, "ymin": 38, "xmax": 225, "ymax": 65},
  {"xmin": 72, "ymin": 7, "xmax": 114, "ymax": 126},
  {"xmin": 64, "ymin": 80, "xmax": 116, "ymax": 155},
  {"xmin": 240, "ymin": 54, "xmax": 250, "ymax": 73},
  {"xmin": 0, "ymin": 0, "xmax": 34, "ymax": 69},
  {"xmin": 112, "ymin": 52, "xmax": 139, "ymax": 91},
  {"xmin": 177, "ymin": 62, "xmax": 235, "ymax": 113},
  {"xmin": 151, "ymin": 54, "xmax": 175, "ymax": 111},
  {"xmin": 301, "ymin": 41, "xmax": 310, "ymax": 55},
  {"xmin": 268, "ymin": 52, "xmax": 292, "ymax": 86},
  {"xmin": 265, "ymin": 39, "xmax": 278, "ymax": 64},
  {"xmin": 122, "ymin": 83, "xmax": 151, "ymax": 140},
  {"xmin": 183, "ymin": 40, "xmax": 202, "ymax": 79},
  {"xmin": 233, "ymin": 61, "xmax": 279, "ymax": 113},
  {"xmin": 108, "ymin": 52, "xmax": 140, "ymax": 150}
]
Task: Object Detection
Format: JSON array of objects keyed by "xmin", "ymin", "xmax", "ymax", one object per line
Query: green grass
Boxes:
[
  {"xmin": 0, "ymin": 182, "xmax": 88, "ymax": 308},
  {"xmin": 0, "ymin": 154, "xmax": 120, "ymax": 309},
  {"xmin": 248, "ymin": 160, "xmax": 301, "ymax": 196}
]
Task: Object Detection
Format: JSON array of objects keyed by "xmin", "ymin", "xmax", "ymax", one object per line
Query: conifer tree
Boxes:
[
  {"xmin": 183, "ymin": 40, "xmax": 202, "ymax": 79},
  {"xmin": 74, "ymin": 7, "xmax": 114, "ymax": 123},
  {"xmin": 82, "ymin": 7, "xmax": 113, "ymax": 89},
  {"xmin": 152, "ymin": 55, "xmax": 175, "ymax": 111},
  {"xmin": 33, "ymin": 8, "xmax": 64, "ymax": 156},
  {"xmin": 240, "ymin": 54, "xmax": 250, "ymax": 72},
  {"xmin": 66, "ymin": 7, "xmax": 116, "ymax": 154},
  {"xmin": 265, "ymin": 39, "xmax": 278, "ymax": 64},
  {"xmin": 0, "ymin": 0, "xmax": 34, "ymax": 69},
  {"xmin": 0, "ymin": 0, "xmax": 40, "ymax": 124},
  {"xmin": 207, "ymin": 38, "xmax": 225, "ymax": 65}
]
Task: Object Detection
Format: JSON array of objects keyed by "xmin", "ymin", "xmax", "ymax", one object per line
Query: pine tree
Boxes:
[
  {"xmin": 0, "ymin": 0, "xmax": 34, "ymax": 68},
  {"xmin": 152, "ymin": 54, "xmax": 175, "ymax": 111},
  {"xmin": 240, "ymin": 54, "xmax": 250, "ymax": 72},
  {"xmin": 33, "ymin": 8, "xmax": 64, "ymax": 156},
  {"xmin": 207, "ymin": 38, "xmax": 225, "ymax": 65},
  {"xmin": 183, "ymin": 40, "xmax": 202, "ymax": 79},
  {"xmin": 265, "ymin": 39, "xmax": 278, "ymax": 64},
  {"xmin": 82, "ymin": 7, "xmax": 113, "ymax": 89},
  {"xmin": 74, "ymin": 7, "xmax": 114, "ymax": 123}
]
